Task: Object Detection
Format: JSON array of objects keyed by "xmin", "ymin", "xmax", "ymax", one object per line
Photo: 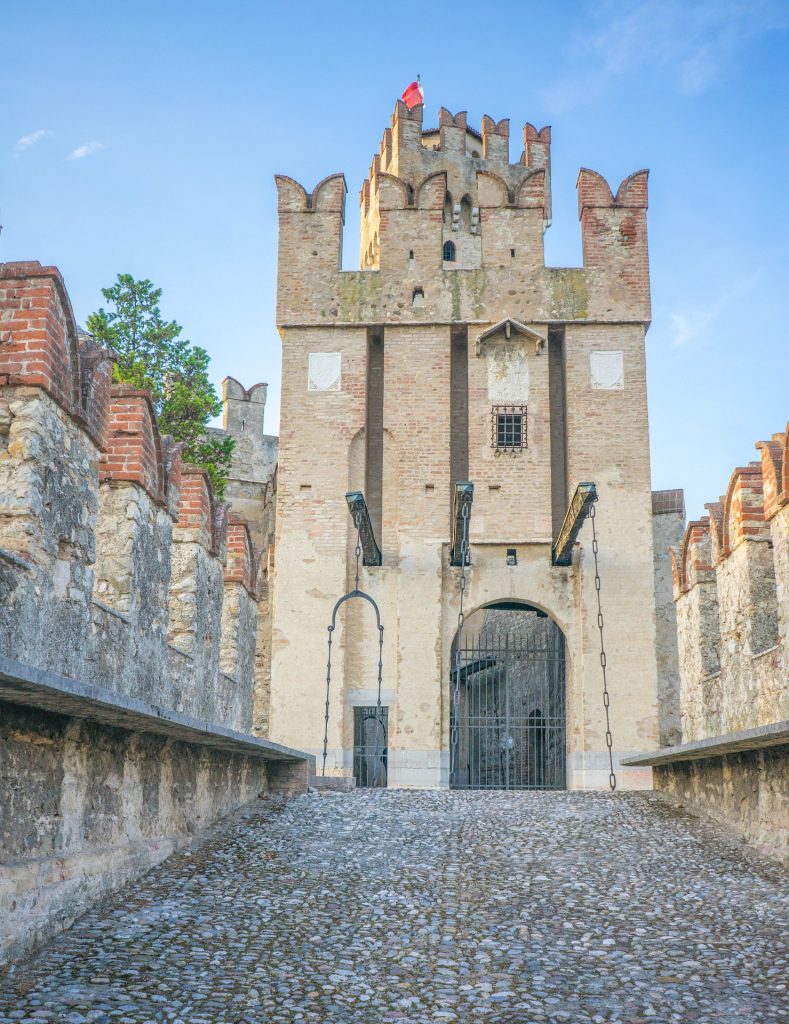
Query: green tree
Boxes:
[{"xmin": 86, "ymin": 274, "xmax": 234, "ymax": 497}]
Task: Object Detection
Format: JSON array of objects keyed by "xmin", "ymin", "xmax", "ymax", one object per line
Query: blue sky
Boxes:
[{"xmin": 2, "ymin": 0, "xmax": 788, "ymax": 518}]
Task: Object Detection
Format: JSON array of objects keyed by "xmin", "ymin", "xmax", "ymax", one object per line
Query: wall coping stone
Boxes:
[
  {"xmin": 0, "ymin": 654, "xmax": 312, "ymax": 765},
  {"xmin": 622, "ymin": 721, "xmax": 789, "ymax": 766}
]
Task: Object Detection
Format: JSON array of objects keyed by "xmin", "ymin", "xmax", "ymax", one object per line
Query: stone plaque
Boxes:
[
  {"xmin": 308, "ymin": 352, "xmax": 341, "ymax": 392},
  {"xmin": 590, "ymin": 350, "xmax": 624, "ymax": 390},
  {"xmin": 487, "ymin": 343, "xmax": 529, "ymax": 403}
]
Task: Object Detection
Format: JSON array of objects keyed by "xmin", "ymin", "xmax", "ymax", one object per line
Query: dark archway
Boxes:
[{"xmin": 450, "ymin": 602, "xmax": 566, "ymax": 790}]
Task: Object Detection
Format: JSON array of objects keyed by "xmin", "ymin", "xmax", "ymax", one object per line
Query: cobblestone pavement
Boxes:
[{"xmin": 1, "ymin": 791, "xmax": 787, "ymax": 1024}]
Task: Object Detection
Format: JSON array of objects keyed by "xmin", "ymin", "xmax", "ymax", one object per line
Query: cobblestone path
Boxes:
[{"xmin": 1, "ymin": 791, "xmax": 787, "ymax": 1024}]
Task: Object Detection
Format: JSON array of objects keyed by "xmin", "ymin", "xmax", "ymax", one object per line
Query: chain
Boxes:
[
  {"xmin": 323, "ymin": 512, "xmax": 363, "ymax": 778},
  {"xmin": 322, "ymin": 624, "xmax": 333, "ymax": 777},
  {"xmin": 353, "ymin": 512, "xmax": 362, "ymax": 591},
  {"xmin": 450, "ymin": 502, "xmax": 470, "ymax": 785},
  {"xmin": 372, "ymin": 622, "xmax": 385, "ymax": 787},
  {"xmin": 589, "ymin": 501, "xmax": 616, "ymax": 792}
]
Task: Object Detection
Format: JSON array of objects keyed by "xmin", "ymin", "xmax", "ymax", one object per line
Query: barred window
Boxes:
[
  {"xmin": 492, "ymin": 405, "xmax": 527, "ymax": 451},
  {"xmin": 443, "ymin": 240, "xmax": 456, "ymax": 262}
]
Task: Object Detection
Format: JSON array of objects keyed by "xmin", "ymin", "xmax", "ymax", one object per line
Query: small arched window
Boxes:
[{"xmin": 443, "ymin": 240, "xmax": 456, "ymax": 262}]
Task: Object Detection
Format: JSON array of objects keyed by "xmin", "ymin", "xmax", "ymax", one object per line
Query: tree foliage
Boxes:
[{"xmin": 86, "ymin": 274, "xmax": 233, "ymax": 497}]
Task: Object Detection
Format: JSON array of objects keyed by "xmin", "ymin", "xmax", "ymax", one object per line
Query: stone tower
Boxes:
[{"xmin": 270, "ymin": 101, "xmax": 660, "ymax": 788}]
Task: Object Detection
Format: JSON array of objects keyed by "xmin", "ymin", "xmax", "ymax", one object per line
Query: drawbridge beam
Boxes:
[
  {"xmin": 552, "ymin": 482, "xmax": 597, "ymax": 566},
  {"xmin": 345, "ymin": 491, "xmax": 382, "ymax": 566}
]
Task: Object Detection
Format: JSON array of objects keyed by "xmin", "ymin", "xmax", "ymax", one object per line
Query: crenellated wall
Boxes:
[
  {"xmin": 670, "ymin": 428, "xmax": 789, "ymax": 742},
  {"xmin": 0, "ymin": 263, "xmax": 267, "ymax": 726},
  {"xmin": 0, "ymin": 261, "xmax": 308, "ymax": 967},
  {"xmin": 631, "ymin": 423, "xmax": 789, "ymax": 863}
]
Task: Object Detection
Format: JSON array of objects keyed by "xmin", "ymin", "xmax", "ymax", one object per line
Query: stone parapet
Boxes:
[
  {"xmin": 669, "ymin": 423, "xmax": 788, "ymax": 743},
  {"xmin": 0, "ymin": 653, "xmax": 311, "ymax": 968},
  {"xmin": 0, "ymin": 261, "xmax": 258, "ymax": 729}
]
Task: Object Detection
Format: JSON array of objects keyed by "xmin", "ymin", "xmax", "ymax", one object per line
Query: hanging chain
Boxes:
[
  {"xmin": 372, "ymin": 621, "xmax": 385, "ymax": 787},
  {"xmin": 322, "ymin": 624, "xmax": 333, "ymax": 777},
  {"xmin": 353, "ymin": 512, "xmax": 363, "ymax": 591},
  {"xmin": 323, "ymin": 513, "xmax": 364, "ymax": 777},
  {"xmin": 589, "ymin": 501, "xmax": 616, "ymax": 792},
  {"xmin": 450, "ymin": 502, "xmax": 470, "ymax": 785}
]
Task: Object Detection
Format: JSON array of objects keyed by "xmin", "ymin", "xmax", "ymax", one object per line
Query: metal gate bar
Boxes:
[
  {"xmin": 353, "ymin": 706, "xmax": 388, "ymax": 788},
  {"xmin": 450, "ymin": 615, "xmax": 566, "ymax": 790}
]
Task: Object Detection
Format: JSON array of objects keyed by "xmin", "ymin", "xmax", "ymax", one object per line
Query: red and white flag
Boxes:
[{"xmin": 401, "ymin": 79, "xmax": 424, "ymax": 109}]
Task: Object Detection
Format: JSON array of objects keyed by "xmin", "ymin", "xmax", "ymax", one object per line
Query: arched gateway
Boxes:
[{"xmin": 450, "ymin": 602, "xmax": 566, "ymax": 790}]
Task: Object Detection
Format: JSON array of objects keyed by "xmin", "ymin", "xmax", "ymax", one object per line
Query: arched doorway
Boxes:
[{"xmin": 450, "ymin": 602, "xmax": 566, "ymax": 790}]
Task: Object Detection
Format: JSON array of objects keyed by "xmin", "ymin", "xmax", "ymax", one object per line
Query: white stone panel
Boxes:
[
  {"xmin": 307, "ymin": 353, "xmax": 342, "ymax": 392},
  {"xmin": 590, "ymin": 350, "xmax": 624, "ymax": 390},
  {"xmin": 486, "ymin": 344, "xmax": 529, "ymax": 402}
]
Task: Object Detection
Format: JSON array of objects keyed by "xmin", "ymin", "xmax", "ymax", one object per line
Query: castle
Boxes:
[
  {"xmin": 0, "ymin": 100, "xmax": 786, "ymax": 967},
  {"xmin": 269, "ymin": 101, "xmax": 676, "ymax": 789}
]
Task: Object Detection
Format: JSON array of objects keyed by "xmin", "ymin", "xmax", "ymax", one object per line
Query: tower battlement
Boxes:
[{"xmin": 275, "ymin": 102, "xmax": 649, "ymax": 328}]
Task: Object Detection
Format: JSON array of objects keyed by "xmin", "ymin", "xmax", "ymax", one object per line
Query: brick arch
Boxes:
[
  {"xmin": 576, "ymin": 169, "xmax": 615, "ymax": 214},
  {"xmin": 274, "ymin": 174, "xmax": 309, "ymax": 211},
  {"xmin": 614, "ymin": 170, "xmax": 649, "ymax": 208},
  {"xmin": 454, "ymin": 597, "xmax": 571, "ymax": 649},
  {"xmin": 476, "ymin": 170, "xmax": 512, "ymax": 207},
  {"xmin": 515, "ymin": 168, "xmax": 546, "ymax": 209},
  {"xmin": 523, "ymin": 123, "xmax": 551, "ymax": 144},
  {"xmin": 415, "ymin": 171, "xmax": 446, "ymax": 210},
  {"xmin": 374, "ymin": 172, "xmax": 411, "ymax": 210},
  {"xmin": 311, "ymin": 173, "xmax": 347, "ymax": 212}
]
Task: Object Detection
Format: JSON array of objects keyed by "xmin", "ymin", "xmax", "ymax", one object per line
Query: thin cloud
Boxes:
[
  {"xmin": 670, "ymin": 272, "xmax": 760, "ymax": 349},
  {"xmin": 542, "ymin": 0, "xmax": 789, "ymax": 112},
  {"xmin": 67, "ymin": 141, "xmax": 105, "ymax": 160},
  {"xmin": 14, "ymin": 129, "xmax": 54, "ymax": 155}
]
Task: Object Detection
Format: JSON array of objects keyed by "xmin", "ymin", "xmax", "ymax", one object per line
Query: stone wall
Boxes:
[
  {"xmin": 647, "ymin": 422, "xmax": 789, "ymax": 863},
  {"xmin": 0, "ymin": 699, "xmax": 269, "ymax": 968},
  {"xmin": 653, "ymin": 745, "xmax": 788, "ymax": 865},
  {"xmin": 670, "ymin": 427, "xmax": 789, "ymax": 741},
  {"xmin": 209, "ymin": 377, "xmax": 278, "ymax": 736},
  {"xmin": 651, "ymin": 490, "xmax": 685, "ymax": 746},
  {"xmin": 0, "ymin": 263, "xmax": 263, "ymax": 727},
  {"xmin": 0, "ymin": 261, "xmax": 305, "ymax": 967}
]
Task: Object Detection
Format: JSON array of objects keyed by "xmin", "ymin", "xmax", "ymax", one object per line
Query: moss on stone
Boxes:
[
  {"xmin": 549, "ymin": 269, "xmax": 589, "ymax": 320},
  {"xmin": 337, "ymin": 271, "xmax": 383, "ymax": 321}
]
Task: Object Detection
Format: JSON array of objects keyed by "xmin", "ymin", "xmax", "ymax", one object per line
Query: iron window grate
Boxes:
[{"xmin": 492, "ymin": 405, "xmax": 527, "ymax": 452}]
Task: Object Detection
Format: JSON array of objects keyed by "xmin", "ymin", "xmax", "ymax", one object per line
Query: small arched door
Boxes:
[{"xmin": 450, "ymin": 603, "xmax": 566, "ymax": 790}]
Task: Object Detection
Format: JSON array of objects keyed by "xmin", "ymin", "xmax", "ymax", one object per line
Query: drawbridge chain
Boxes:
[
  {"xmin": 450, "ymin": 497, "xmax": 471, "ymax": 787},
  {"xmin": 322, "ymin": 502, "xmax": 385, "ymax": 781},
  {"xmin": 589, "ymin": 501, "xmax": 616, "ymax": 791}
]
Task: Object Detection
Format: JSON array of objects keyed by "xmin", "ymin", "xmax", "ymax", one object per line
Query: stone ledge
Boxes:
[
  {"xmin": 310, "ymin": 775, "xmax": 357, "ymax": 792},
  {"xmin": 0, "ymin": 653, "xmax": 312, "ymax": 766},
  {"xmin": 621, "ymin": 721, "xmax": 789, "ymax": 767}
]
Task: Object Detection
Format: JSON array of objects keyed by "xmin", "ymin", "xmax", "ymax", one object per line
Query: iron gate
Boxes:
[
  {"xmin": 352, "ymin": 706, "xmax": 388, "ymax": 788},
  {"xmin": 450, "ymin": 610, "xmax": 566, "ymax": 790}
]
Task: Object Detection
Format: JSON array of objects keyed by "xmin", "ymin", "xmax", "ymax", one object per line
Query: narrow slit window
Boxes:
[
  {"xmin": 443, "ymin": 240, "xmax": 456, "ymax": 262},
  {"xmin": 492, "ymin": 405, "xmax": 527, "ymax": 451}
]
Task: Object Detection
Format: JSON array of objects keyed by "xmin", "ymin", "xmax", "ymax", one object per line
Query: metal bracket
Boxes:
[
  {"xmin": 552, "ymin": 482, "xmax": 597, "ymax": 566},
  {"xmin": 345, "ymin": 491, "xmax": 382, "ymax": 566},
  {"xmin": 450, "ymin": 482, "xmax": 474, "ymax": 566}
]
